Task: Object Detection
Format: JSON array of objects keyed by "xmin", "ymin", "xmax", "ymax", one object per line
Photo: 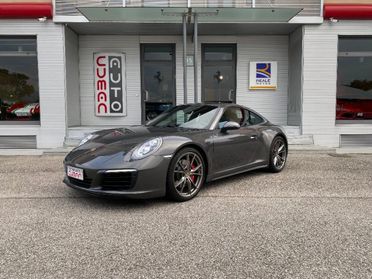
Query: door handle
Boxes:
[
  {"xmin": 250, "ymin": 135, "xmax": 258, "ymax": 140},
  {"xmin": 144, "ymin": 90, "xmax": 149, "ymax": 102}
]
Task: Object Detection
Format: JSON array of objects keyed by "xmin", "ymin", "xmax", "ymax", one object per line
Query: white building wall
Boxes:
[
  {"xmin": 236, "ymin": 35, "xmax": 288, "ymax": 125},
  {"xmin": 79, "ymin": 35, "xmax": 141, "ymax": 126},
  {"xmin": 65, "ymin": 27, "xmax": 81, "ymax": 127},
  {"xmin": 0, "ymin": 20, "xmax": 66, "ymax": 148},
  {"xmin": 303, "ymin": 21, "xmax": 372, "ymax": 147},
  {"xmin": 78, "ymin": 35, "xmax": 185, "ymax": 126},
  {"xmin": 78, "ymin": 35, "xmax": 289, "ymax": 126},
  {"xmin": 288, "ymin": 27, "xmax": 303, "ymax": 126}
]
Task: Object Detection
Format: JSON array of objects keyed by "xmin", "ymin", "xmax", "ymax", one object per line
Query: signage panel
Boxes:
[
  {"xmin": 249, "ymin": 61, "xmax": 277, "ymax": 90},
  {"xmin": 94, "ymin": 53, "xmax": 126, "ymax": 116}
]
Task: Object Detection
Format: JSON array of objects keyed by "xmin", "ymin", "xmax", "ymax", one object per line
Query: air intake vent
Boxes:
[
  {"xmin": 340, "ymin": 134, "xmax": 372, "ymax": 148},
  {"xmin": 0, "ymin": 136, "xmax": 37, "ymax": 149},
  {"xmin": 101, "ymin": 171, "xmax": 137, "ymax": 190}
]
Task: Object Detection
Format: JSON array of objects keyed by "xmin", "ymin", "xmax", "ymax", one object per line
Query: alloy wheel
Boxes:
[
  {"xmin": 173, "ymin": 152, "xmax": 204, "ymax": 198},
  {"xmin": 272, "ymin": 138, "xmax": 287, "ymax": 170}
]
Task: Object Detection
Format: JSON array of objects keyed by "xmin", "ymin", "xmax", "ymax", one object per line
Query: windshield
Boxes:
[{"xmin": 147, "ymin": 104, "xmax": 220, "ymax": 129}]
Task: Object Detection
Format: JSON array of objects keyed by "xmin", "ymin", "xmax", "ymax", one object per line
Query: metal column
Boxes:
[
  {"xmin": 183, "ymin": 14, "xmax": 188, "ymax": 104},
  {"xmin": 193, "ymin": 13, "xmax": 198, "ymax": 103}
]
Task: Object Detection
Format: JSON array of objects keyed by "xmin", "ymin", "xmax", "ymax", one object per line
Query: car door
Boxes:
[
  {"xmin": 211, "ymin": 107, "xmax": 259, "ymax": 176},
  {"xmin": 241, "ymin": 109, "xmax": 267, "ymax": 165}
]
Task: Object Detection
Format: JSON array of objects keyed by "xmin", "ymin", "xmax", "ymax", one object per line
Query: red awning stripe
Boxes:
[
  {"xmin": 324, "ymin": 4, "xmax": 372, "ymax": 19},
  {"xmin": 0, "ymin": 3, "xmax": 52, "ymax": 19}
]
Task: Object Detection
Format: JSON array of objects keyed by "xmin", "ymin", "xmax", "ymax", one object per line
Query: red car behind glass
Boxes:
[{"xmin": 336, "ymin": 99, "xmax": 372, "ymax": 120}]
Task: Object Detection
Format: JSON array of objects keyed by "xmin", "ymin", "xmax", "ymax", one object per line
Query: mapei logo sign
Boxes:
[
  {"xmin": 94, "ymin": 53, "xmax": 127, "ymax": 116},
  {"xmin": 249, "ymin": 61, "xmax": 277, "ymax": 90}
]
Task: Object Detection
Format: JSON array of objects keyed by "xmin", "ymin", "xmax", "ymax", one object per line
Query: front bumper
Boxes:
[{"xmin": 63, "ymin": 155, "xmax": 171, "ymax": 199}]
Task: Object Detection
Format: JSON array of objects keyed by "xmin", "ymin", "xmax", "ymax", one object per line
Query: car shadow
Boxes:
[
  {"xmin": 203, "ymin": 169, "xmax": 271, "ymax": 191},
  {"xmin": 65, "ymin": 188, "xmax": 170, "ymax": 209},
  {"xmin": 63, "ymin": 169, "xmax": 275, "ymax": 208}
]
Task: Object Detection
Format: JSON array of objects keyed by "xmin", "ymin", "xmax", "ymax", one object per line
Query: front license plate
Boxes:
[{"xmin": 67, "ymin": 166, "xmax": 84, "ymax": 181}]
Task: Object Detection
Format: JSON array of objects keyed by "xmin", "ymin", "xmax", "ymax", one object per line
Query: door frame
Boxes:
[
  {"xmin": 201, "ymin": 43, "xmax": 237, "ymax": 103},
  {"xmin": 140, "ymin": 43, "xmax": 176, "ymax": 123}
]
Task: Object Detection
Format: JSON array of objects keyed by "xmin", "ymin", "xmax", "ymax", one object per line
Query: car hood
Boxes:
[
  {"xmin": 64, "ymin": 125, "xmax": 203, "ymax": 168},
  {"xmin": 91, "ymin": 125, "xmax": 202, "ymax": 146}
]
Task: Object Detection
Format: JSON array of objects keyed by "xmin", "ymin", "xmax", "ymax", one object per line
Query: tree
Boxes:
[{"xmin": 0, "ymin": 69, "xmax": 34, "ymax": 102}]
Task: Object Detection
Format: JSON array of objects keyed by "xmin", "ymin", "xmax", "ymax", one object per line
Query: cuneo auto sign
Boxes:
[{"xmin": 94, "ymin": 53, "xmax": 126, "ymax": 116}]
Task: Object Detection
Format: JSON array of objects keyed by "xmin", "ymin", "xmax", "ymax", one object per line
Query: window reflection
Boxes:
[
  {"xmin": 336, "ymin": 37, "xmax": 372, "ymax": 121},
  {"xmin": 0, "ymin": 36, "xmax": 39, "ymax": 123}
]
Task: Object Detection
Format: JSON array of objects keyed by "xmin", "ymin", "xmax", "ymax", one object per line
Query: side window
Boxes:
[
  {"xmin": 243, "ymin": 110, "xmax": 264, "ymax": 126},
  {"xmin": 249, "ymin": 111, "xmax": 264, "ymax": 125},
  {"xmin": 218, "ymin": 107, "xmax": 244, "ymax": 128}
]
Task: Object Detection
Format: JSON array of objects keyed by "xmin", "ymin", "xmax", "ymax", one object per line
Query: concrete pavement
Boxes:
[{"xmin": 0, "ymin": 153, "xmax": 371, "ymax": 278}]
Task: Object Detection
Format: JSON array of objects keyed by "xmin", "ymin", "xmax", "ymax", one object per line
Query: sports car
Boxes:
[
  {"xmin": 63, "ymin": 103, "xmax": 288, "ymax": 201},
  {"xmin": 12, "ymin": 103, "xmax": 39, "ymax": 118}
]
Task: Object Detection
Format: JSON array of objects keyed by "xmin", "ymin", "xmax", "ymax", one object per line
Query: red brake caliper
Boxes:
[{"xmin": 190, "ymin": 163, "xmax": 196, "ymax": 183}]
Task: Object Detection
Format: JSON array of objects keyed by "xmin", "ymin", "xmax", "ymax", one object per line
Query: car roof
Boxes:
[{"xmin": 188, "ymin": 102, "xmax": 248, "ymax": 109}]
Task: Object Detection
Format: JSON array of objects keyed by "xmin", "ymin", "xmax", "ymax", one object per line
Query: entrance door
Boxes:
[
  {"xmin": 141, "ymin": 44, "xmax": 176, "ymax": 122},
  {"xmin": 202, "ymin": 44, "xmax": 236, "ymax": 103}
]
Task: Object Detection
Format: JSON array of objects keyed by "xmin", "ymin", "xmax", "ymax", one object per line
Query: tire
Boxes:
[
  {"xmin": 166, "ymin": 147, "xmax": 206, "ymax": 202},
  {"xmin": 268, "ymin": 136, "xmax": 287, "ymax": 173}
]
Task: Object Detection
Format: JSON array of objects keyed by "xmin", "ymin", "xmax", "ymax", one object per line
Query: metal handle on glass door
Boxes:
[
  {"xmin": 144, "ymin": 90, "xmax": 149, "ymax": 102},
  {"xmin": 228, "ymin": 90, "xmax": 234, "ymax": 102}
]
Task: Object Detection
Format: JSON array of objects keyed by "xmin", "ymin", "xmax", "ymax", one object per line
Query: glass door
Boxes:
[
  {"xmin": 201, "ymin": 44, "xmax": 237, "ymax": 103},
  {"xmin": 141, "ymin": 44, "xmax": 176, "ymax": 122}
]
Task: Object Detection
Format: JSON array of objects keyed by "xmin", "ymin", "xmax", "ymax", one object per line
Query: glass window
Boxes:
[
  {"xmin": 0, "ymin": 36, "xmax": 39, "ymax": 123},
  {"xmin": 246, "ymin": 110, "xmax": 264, "ymax": 126},
  {"xmin": 147, "ymin": 104, "xmax": 219, "ymax": 129},
  {"xmin": 242, "ymin": 109, "xmax": 264, "ymax": 126},
  {"xmin": 337, "ymin": 37, "xmax": 372, "ymax": 122},
  {"xmin": 204, "ymin": 45, "xmax": 234, "ymax": 61},
  {"xmin": 143, "ymin": 45, "xmax": 173, "ymax": 61},
  {"xmin": 218, "ymin": 107, "xmax": 244, "ymax": 128}
]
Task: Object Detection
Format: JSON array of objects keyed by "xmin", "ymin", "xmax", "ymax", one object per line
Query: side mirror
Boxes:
[{"xmin": 221, "ymin": 121, "xmax": 240, "ymax": 133}]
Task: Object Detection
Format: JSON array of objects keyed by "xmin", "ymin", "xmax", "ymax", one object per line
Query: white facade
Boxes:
[
  {"xmin": 71, "ymin": 34, "xmax": 290, "ymax": 127},
  {"xmin": 302, "ymin": 21, "xmax": 372, "ymax": 147},
  {"xmin": 0, "ymin": 20, "xmax": 66, "ymax": 148},
  {"xmin": 2, "ymin": 17, "xmax": 372, "ymax": 149}
]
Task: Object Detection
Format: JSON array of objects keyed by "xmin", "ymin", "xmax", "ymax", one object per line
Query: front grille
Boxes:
[
  {"xmin": 101, "ymin": 171, "xmax": 137, "ymax": 190},
  {"xmin": 68, "ymin": 177, "xmax": 92, "ymax": 188}
]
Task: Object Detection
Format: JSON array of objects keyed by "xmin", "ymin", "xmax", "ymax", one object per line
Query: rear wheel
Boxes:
[
  {"xmin": 268, "ymin": 136, "xmax": 287, "ymax": 172},
  {"xmin": 166, "ymin": 148, "xmax": 206, "ymax": 202}
]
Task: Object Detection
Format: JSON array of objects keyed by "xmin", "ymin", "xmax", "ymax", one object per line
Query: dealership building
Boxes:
[{"xmin": 0, "ymin": 0, "xmax": 372, "ymax": 149}]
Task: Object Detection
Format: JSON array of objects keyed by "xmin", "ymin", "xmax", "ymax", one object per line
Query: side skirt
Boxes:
[{"xmin": 206, "ymin": 164, "xmax": 268, "ymax": 183}]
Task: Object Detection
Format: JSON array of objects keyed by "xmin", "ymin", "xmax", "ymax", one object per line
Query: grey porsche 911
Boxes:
[{"xmin": 63, "ymin": 103, "xmax": 288, "ymax": 201}]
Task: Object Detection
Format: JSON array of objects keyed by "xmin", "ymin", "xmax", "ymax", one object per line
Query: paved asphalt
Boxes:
[{"xmin": 0, "ymin": 153, "xmax": 371, "ymax": 279}]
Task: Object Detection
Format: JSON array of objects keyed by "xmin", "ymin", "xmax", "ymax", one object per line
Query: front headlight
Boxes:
[
  {"xmin": 79, "ymin": 134, "xmax": 96, "ymax": 146},
  {"xmin": 131, "ymin": 137, "xmax": 162, "ymax": 160}
]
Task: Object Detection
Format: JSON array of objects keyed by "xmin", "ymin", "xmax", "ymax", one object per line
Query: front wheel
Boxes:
[
  {"xmin": 268, "ymin": 136, "xmax": 287, "ymax": 173},
  {"xmin": 166, "ymin": 148, "xmax": 206, "ymax": 202}
]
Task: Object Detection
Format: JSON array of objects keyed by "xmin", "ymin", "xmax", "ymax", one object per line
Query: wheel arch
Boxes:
[
  {"xmin": 276, "ymin": 132, "xmax": 288, "ymax": 149},
  {"xmin": 173, "ymin": 143, "xmax": 210, "ymax": 177}
]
